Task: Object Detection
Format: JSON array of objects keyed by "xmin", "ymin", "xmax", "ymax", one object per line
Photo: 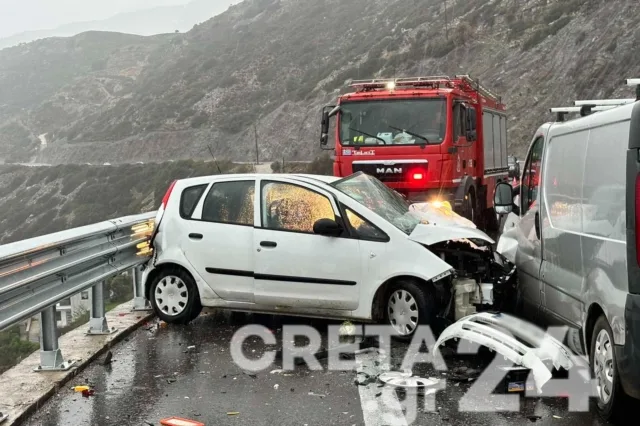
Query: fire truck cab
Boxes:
[{"xmin": 320, "ymin": 75, "xmax": 509, "ymax": 230}]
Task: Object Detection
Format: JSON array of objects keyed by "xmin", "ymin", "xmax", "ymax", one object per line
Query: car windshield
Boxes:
[
  {"xmin": 332, "ymin": 172, "xmax": 422, "ymax": 234},
  {"xmin": 339, "ymin": 99, "xmax": 446, "ymax": 146}
]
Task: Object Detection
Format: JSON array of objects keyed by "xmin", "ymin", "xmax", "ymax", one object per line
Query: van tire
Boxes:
[
  {"xmin": 150, "ymin": 267, "xmax": 202, "ymax": 325},
  {"xmin": 590, "ymin": 315, "xmax": 628, "ymax": 421},
  {"xmin": 384, "ymin": 280, "xmax": 434, "ymax": 342}
]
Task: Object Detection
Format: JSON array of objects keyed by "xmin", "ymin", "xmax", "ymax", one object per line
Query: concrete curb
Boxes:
[{"xmin": 0, "ymin": 301, "xmax": 154, "ymax": 425}]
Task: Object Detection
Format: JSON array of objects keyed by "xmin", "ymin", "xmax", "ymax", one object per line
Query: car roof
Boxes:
[{"xmin": 173, "ymin": 173, "xmax": 341, "ymax": 187}]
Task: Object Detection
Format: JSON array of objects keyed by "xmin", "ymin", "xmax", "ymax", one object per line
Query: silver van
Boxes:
[{"xmin": 494, "ymin": 100, "xmax": 640, "ymax": 420}]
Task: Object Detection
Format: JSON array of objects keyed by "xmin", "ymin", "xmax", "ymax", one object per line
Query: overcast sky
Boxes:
[{"xmin": 0, "ymin": 0, "xmax": 200, "ymax": 38}]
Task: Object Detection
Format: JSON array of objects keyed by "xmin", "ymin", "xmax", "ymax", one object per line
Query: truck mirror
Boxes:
[
  {"xmin": 494, "ymin": 182, "xmax": 514, "ymax": 215},
  {"xmin": 320, "ymin": 110, "xmax": 329, "ymax": 146}
]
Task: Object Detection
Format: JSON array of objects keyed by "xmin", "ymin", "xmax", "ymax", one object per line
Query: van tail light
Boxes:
[{"xmin": 636, "ymin": 174, "xmax": 640, "ymax": 265}]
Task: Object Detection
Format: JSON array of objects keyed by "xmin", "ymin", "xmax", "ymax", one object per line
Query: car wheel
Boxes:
[
  {"xmin": 150, "ymin": 268, "xmax": 202, "ymax": 325},
  {"xmin": 385, "ymin": 280, "xmax": 434, "ymax": 341},
  {"xmin": 590, "ymin": 315, "xmax": 627, "ymax": 421}
]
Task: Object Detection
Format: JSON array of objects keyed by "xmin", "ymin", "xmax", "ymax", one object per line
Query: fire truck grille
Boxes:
[{"xmin": 352, "ymin": 163, "xmax": 406, "ymax": 183}]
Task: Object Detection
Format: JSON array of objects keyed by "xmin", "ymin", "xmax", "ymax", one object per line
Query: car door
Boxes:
[
  {"xmin": 181, "ymin": 178, "xmax": 256, "ymax": 303},
  {"xmin": 253, "ymin": 178, "xmax": 362, "ymax": 310},
  {"xmin": 516, "ymin": 136, "xmax": 545, "ymax": 321}
]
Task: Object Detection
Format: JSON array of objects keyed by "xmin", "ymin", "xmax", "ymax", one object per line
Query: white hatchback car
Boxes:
[{"xmin": 142, "ymin": 172, "xmax": 503, "ymax": 338}]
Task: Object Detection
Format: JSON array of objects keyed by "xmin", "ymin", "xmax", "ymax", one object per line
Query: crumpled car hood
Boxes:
[
  {"xmin": 407, "ymin": 202, "xmax": 495, "ymax": 246},
  {"xmin": 408, "ymin": 223, "xmax": 495, "ymax": 246}
]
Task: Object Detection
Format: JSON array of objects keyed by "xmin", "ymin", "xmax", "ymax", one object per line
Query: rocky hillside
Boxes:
[{"xmin": 1, "ymin": 0, "xmax": 639, "ymax": 164}]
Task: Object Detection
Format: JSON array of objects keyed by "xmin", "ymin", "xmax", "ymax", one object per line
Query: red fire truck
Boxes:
[{"xmin": 320, "ymin": 75, "xmax": 509, "ymax": 230}]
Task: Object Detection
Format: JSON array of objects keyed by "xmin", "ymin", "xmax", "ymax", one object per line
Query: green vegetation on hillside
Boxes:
[{"xmin": 0, "ymin": 327, "xmax": 39, "ymax": 374}]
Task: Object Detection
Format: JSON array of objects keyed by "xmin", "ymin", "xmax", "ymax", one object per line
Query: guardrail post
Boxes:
[
  {"xmin": 132, "ymin": 266, "xmax": 151, "ymax": 311},
  {"xmin": 34, "ymin": 306, "xmax": 76, "ymax": 371},
  {"xmin": 87, "ymin": 281, "xmax": 116, "ymax": 335}
]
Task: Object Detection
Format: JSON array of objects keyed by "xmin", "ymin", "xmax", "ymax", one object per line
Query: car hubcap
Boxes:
[
  {"xmin": 155, "ymin": 275, "xmax": 189, "ymax": 316},
  {"xmin": 388, "ymin": 290, "xmax": 419, "ymax": 336},
  {"xmin": 594, "ymin": 329, "xmax": 614, "ymax": 404}
]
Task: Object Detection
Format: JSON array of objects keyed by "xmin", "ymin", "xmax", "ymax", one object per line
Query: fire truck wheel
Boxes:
[{"xmin": 462, "ymin": 191, "xmax": 476, "ymax": 223}]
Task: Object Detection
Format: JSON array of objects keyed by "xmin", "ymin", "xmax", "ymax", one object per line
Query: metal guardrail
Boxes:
[{"xmin": 0, "ymin": 212, "xmax": 155, "ymax": 373}]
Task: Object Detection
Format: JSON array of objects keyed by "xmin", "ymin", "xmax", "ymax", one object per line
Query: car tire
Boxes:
[
  {"xmin": 384, "ymin": 280, "xmax": 434, "ymax": 342},
  {"xmin": 150, "ymin": 267, "xmax": 202, "ymax": 325},
  {"xmin": 590, "ymin": 315, "xmax": 628, "ymax": 421}
]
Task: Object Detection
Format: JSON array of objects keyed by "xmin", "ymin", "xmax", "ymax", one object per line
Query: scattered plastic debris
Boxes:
[
  {"xmin": 308, "ymin": 392, "xmax": 326, "ymax": 397},
  {"xmin": 72, "ymin": 385, "xmax": 91, "ymax": 392},
  {"xmin": 81, "ymin": 389, "xmax": 95, "ymax": 398},
  {"xmin": 448, "ymin": 366, "xmax": 481, "ymax": 382},
  {"xmin": 187, "ymin": 345, "xmax": 196, "ymax": 350},
  {"xmin": 270, "ymin": 369, "xmax": 284, "ymax": 375},
  {"xmin": 273, "ymin": 384, "xmax": 279, "ymax": 390},
  {"xmin": 552, "ymin": 415, "xmax": 562, "ymax": 419},
  {"xmin": 160, "ymin": 417, "xmax": 205, "ymax": 426},
  {"xmin": 227, "ymin": 412, "xmax": 240, "ymax": 416}
]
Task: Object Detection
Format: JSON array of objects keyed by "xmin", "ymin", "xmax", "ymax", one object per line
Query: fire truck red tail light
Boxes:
[
  {"xmin": 636, "ymin": 173, "xmax": 640, "ymax": 266},
  {"xmin": 412, "ymin": 173, "xmax": 425, "ymax": 181}
]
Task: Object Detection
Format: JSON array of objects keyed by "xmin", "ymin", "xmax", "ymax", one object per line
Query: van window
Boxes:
[
  {"xmin": 201, "ymin": 181, "xmax": 255, "ymax": 226},
  {"xmin": 544, "ymin": 131, "xmax": 587, "ymax": 233},
  {"xmin": 521, "ymin": 137, "xmax": 544, "ymax": 215},
  {"xmin": 582, "ymin": 122, "xmax": 628, "ymax": 239}
]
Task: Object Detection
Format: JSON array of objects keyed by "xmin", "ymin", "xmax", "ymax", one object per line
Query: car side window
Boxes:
[
  {"xmin": 344, "ymin": 208, "xmax": 388, "ymax": 241},
  {"xmin": 261, "ymin": 181, "xmax": 335, "ymax": 233},
  {"xmin": 201, "ymin": 180, "xmax": 255, "ymax": 226},
  {"xmin": 521, "ymin": 137, "xmax": 544, "ymax": 215},
  {"xmin": 180, "ymin": 184, "xmax": 208, "ymax": 219}
]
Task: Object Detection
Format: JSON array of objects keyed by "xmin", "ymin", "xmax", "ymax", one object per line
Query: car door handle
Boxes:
[
  {"xmin": 189, "ymin": 233, "xmax": 203, "ymax": 240},
  {"xmin": 534, "ymin": 212, "xmax": 540, "ymax": 240},
  {"xmin": 260, "ymin": 241, "xmax": 277, "ymax": 248}
]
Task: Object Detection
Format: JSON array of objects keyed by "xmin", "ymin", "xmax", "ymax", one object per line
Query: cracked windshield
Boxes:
[{"xmin": 1, "ymin": 0, "xmax": 638, "ymax": 425}]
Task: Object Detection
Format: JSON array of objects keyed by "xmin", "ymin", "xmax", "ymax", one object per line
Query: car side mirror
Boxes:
[
  {"xmin": 494, "ymin": 182, "xmax": 514, "ymax": 215},
  {"xmin": 313, "ymin": 218, "xmax": 343, "ymax": 237}
]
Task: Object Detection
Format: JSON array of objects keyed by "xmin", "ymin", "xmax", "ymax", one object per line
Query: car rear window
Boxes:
[{"xmin": 180, "ymin": 184, "xmax": 208, "ymax": 218}]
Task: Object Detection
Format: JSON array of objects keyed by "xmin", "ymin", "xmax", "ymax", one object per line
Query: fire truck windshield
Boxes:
[
  {"xmin": 339, "ymin": 99, "xmax": 446, "ymax": 146},
  {"xmin": 333, "ymin": 172, "xmax": 423, "ymax": 235}
]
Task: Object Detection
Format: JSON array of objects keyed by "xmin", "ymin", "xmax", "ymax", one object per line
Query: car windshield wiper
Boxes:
[
  {"xmin": 348, "ymin": 127, "xmax": 387, "ymax": 145},
  {"xmin": 388, "ymin": 125, "xmax": 431, "ymax": 144}
]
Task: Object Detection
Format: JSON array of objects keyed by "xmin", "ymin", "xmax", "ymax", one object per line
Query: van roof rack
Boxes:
[
  {"xmin": 574, "ymin": 99, "xmax": 635, "ymax": 106},
  {"xmin": 551, "ymin": 78, "xmax": 640, "ymax": 122},
  {"xmin": 550, "ymin": 106, "xmax": 616, "ymax": 122},
  {"xmin": 626, "ymin": 79, "xmax": 640, "ymax": 101}
]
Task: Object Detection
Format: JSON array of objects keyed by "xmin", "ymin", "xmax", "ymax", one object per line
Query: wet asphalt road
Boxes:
[{"xmin": 22, "ymin": 311, "xmax": 613, "ymax": 426}]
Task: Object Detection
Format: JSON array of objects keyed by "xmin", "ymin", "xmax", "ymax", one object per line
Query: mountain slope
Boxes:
[
  {"xmin": 0, "ymin": 0, "xmax": 239, "ymax": 50},
  {"xmin": 0, "ymin": 0, "xmax": 639, "ymax": 165}
]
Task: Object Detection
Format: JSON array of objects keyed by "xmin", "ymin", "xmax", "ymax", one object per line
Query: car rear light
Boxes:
[
  {"xmin": 636, "ymin": 174, "xmax": 640, "ymax": 265},
  {"xmin": 152, "ymin": 180, "xmax": 177, "ymax": 243},
  {"xmin": 412, "ymin": 172, "xmax": 425, "ymax": 181}
]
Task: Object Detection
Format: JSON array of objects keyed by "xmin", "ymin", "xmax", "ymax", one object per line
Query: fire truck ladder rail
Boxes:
[{"xmin": 455, "ymin": 75, "xmax": 502, "ymax": 104}]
